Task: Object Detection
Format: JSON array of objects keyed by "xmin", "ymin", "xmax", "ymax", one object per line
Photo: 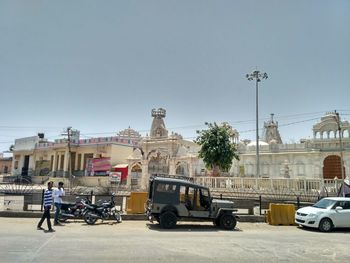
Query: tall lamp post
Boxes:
[
  {"xmin": 335, "ymin": 111, "xmax": 345, "ymax": 197},
  {"xmin": 246, "ymin": 70, "xmax": 268, "ymax": 178}
]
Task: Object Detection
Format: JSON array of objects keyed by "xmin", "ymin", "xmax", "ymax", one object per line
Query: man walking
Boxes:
[
  {"xmin": 37, "ymin": 181, "xmax": 55, "ymax": 232},
  {"xmin": 53, "ymin": 181, "xmax": 65, "ymax": 226}
]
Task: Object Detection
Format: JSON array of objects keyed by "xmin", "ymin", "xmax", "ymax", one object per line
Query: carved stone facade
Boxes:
[
  {"xmin": 262, "ymin": 113, "xmax": 283, "ymax": 144},
  {"xmin": 313, "ymin": 112, "xmax": 350, "ymax": 139},
  {"xmin": 235, "ymin": 112, "xmax": 350, "ymax": 180},
  {"xmin": 127, "ymin": 108, "xmax": 202, "ymax": 190}
]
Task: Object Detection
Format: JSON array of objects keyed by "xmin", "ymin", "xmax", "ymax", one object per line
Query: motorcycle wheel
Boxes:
[
  {"xmin": 84, "ymin": 212, "xmax": 98, "ymax": 225},
  {"xmin": 113, "ymin": 212, "xmax": 122, "ymax": 223},
  {"xmin": 59, "ymin": 216, "xmax": 68, "ymax": 223}
]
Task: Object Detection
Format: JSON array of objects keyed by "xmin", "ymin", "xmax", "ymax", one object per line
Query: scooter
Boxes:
[{"xmin": 83, "ymin": 194, "xmax": 122, "ymax": 225}]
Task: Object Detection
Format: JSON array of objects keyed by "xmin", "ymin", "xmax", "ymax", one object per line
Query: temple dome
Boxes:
[{"xmin": 117, "ymin": 126, "xmax": 141, "ymax": 138}]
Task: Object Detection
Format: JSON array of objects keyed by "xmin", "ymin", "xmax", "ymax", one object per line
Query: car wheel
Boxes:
[
  {"xmin": 319, "ymin": 218, "xmax": 333, "ymax": 232},
  {"xmin": 220, "ymin": 214, "xmax": 237, "ymax": 230},
  {"xmin": 160, "ymin": 211, "xmax": 177, "ymax": 229}
]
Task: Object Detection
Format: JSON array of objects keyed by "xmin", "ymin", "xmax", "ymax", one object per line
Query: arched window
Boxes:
[{"xmin": 176, "ymin": 162, "xmax": 188, "ymax": 176}]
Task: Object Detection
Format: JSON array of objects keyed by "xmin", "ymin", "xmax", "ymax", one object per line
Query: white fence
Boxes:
[{"xmin": 193, "ymin": 177, "xmax": 342, "ymax": 195}]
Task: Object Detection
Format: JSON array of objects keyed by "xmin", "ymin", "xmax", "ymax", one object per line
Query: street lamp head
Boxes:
[
  {"xmin": 246, "ymin": 74, "xmax": 253, "ymax": 81},
  {"xmin": 246, "ymin": 70, "xmax": 268, "ymax": 82}
]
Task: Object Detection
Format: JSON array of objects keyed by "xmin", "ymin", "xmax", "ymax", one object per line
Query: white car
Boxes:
[{"xmin": 295, "ymin": 197, "xmax": 350, "ymax": 232}]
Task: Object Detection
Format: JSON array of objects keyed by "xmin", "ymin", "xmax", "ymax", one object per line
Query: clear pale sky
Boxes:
[{"xmin": 1, "ymin": 0, "xmax": 350, "ymax": 152}]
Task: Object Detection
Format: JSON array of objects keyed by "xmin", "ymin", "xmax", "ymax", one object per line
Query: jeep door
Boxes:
[{"xmin": 185, "ymin": 186, "xmax": 210, "ymax": 218}]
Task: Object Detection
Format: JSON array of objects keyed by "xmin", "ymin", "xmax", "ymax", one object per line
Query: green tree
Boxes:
[{"xmin": 195, "ymin": 122, "xmax": 239, "ymax": 176}]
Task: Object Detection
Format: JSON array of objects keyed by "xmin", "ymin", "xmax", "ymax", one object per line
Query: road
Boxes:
[{"xmin": 0, "ymin": 218, "xmax": 349, "ymax": 263}]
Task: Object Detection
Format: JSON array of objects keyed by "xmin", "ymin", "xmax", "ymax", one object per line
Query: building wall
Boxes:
[
  {"xmin": 110, "ymin": 144, "xmax": 134, "ymax": 165},
  {"xmin": 22, "ymin": 143, "xmax": 134, "ymax": 176},
  {"xmin": 0, "ymin": 159, "xmax": 12, "ymax": 174},
  {"xmin": 237, "ymin": 148, "xmax": 350, "ymax": 179}
]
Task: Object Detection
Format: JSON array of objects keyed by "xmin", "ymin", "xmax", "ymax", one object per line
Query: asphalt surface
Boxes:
[{"xmin": 1, "ymin": 218, "xmax": 350, "ymax": 263}]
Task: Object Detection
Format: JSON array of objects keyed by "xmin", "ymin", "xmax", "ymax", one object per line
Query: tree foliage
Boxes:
[{"xmin": 195, "ymin": 122, "xmax": 239, "ymax": 175}]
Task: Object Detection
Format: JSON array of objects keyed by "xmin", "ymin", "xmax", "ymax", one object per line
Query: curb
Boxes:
[{"xmin": 0, "ymin": 211, "xmax": 265, "ymax": 222}]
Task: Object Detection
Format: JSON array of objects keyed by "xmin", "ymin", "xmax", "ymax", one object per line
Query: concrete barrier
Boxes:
[
  {"xmin": 127, "ymin": 192, "xmax": 148, "ymax": 214},
  {"xmin": 267, "ymin": 203, "xmax": 296, "ymax": 225}
]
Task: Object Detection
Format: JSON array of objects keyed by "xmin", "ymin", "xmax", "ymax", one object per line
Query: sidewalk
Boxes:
[{"xmin": 0, "ymin": 210, "xmax": 265, "ymax": 222}]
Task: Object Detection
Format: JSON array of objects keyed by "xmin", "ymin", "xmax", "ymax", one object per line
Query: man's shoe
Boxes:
[
  {"xmin": 37, "ymin": 226, "xmax": 45, "ymax": 230},
  {"xmin": 46, "ymin": 229, "xmax": 55, "ymax": 233}
]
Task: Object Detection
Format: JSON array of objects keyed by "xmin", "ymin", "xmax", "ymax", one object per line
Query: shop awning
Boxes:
[{"xmin": 113, "ymin": 164, "xmax": 128, "ymax": 168}]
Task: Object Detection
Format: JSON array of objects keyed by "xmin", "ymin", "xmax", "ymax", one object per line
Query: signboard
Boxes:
[
  {"xmin": 85, "ymin": 157, "xmax": 111, "ymax": 176},
  {"xmin": 109, "ymin": 172, "xmax": 121, "ymax": 183},
  {"xmin": 93, "ymin": 157, "xmax": 111, "ymax": 171}
]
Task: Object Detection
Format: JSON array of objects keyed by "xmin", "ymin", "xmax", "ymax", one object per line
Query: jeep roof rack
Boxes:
[{"xmin": 150, "ymin": 174, "xmax": 194, "ymax": 182}]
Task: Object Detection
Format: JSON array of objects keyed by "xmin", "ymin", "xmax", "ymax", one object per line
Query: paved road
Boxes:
[{"xmin": 1, "ymin": 218, "xmax": 350, "ymax": 263}]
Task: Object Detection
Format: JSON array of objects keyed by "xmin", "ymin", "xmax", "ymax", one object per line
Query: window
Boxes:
[
  {"xmin": 334, "ymin": 201, "xmax": 350, "ymax": 210},
  {"xmin": 156, "ymin": 183, "xmax": 176, "ymax": 193}
]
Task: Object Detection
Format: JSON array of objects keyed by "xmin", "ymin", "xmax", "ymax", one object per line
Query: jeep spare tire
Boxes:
[
  {"xmin": 220, "ymin": 214, "xmax": 237, "ymax": 230},
  {"xmin": 160, "ymin": 211, "xmax": 177, "ymax": 229}
]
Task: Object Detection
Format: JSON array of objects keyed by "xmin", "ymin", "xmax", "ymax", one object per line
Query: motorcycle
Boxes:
[
  {"xmin": 59, "ymin": 197, "xmax": 91, "ymax": 222},
  {"xmin": 83, "ymin": 194, "xmax": 122, "ymax": 225}
]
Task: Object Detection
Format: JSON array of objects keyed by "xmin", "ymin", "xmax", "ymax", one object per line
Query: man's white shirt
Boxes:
[{"xmin": 53, "ymin": 188, "xmax": 65, "ymax": 203}]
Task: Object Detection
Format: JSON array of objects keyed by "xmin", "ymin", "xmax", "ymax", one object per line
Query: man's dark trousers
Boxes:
[{"xmin": 38, "ymin": 206, "xmax": 52, "ymax": 230}]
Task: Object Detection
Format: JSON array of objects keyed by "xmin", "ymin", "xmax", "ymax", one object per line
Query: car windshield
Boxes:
[{"xmin": 312, "ymin": 199, "xmax": 337, "ymax": 209}]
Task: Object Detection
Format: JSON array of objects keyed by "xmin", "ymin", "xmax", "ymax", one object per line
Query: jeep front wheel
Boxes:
[
  {"xmin": 220, "ymin": 214, "xmax": 237, "ymax": 230},
  {"xmin": 160, "ymin": 211, "xmax": 177, "ymax": 229}
]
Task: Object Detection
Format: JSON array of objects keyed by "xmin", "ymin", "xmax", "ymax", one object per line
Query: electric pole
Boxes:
[
  {"xmin": 335, "ymin": 111, "xmax": 345, "ymax": 197},
  {"xmin": 62, "ymin": 127, "xmax": 72, "ymax": 191}
]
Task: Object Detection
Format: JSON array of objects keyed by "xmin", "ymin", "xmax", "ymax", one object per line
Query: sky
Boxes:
[{"xmin": 1, "ymin": 0, "xmax": 350, "ymax": 152}]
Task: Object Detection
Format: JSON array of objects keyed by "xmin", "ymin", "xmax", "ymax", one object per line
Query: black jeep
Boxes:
[{"xmin": 146, "ymin": 176, "xmax": 238, "ymax": 230}]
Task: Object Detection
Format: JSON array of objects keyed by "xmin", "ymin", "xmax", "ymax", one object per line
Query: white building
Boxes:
[{"xmin": 234, "ymin": 112, "xmax": 350, "ymax": 180}]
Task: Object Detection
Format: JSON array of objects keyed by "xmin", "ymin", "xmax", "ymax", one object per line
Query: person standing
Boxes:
[
  {"xmin": 37, "ymin": 181, "xmax": 55, "ymax": 232},
  {"xmin": 53, "ymin": 181, "xmax": 65, "ymax": 226}
]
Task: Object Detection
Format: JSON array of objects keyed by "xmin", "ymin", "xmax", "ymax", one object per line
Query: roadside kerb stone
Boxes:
[{"xmin": 0, "ymin": 211, "xmax": 265, "ymax": 222}]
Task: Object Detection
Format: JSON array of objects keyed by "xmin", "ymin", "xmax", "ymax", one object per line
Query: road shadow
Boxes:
[
  {"xmin": 146, "ymin": 222, "xmax": 242, "ymax": 232},
  {"xmin": 59, "ymin": 220, "xmax": 85, "ymax": 224},
  {"xmin": 297, "ymin": 225, "xmax": 350, "ymax": 234},
  {"xmin": 81, "ymin": 221, "xmax": 122, "ymax": 226}
]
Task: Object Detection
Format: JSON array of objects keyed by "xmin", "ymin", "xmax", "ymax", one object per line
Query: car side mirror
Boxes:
[{"xmin": 335, "ymin": 206, "xmax": 343, "ymax": 211}]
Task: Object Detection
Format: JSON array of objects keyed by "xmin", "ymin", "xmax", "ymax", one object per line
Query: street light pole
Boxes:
[
  {"xmin": 246, "ymin": 70, "xmax": 268, "ymax": 178},
  {"xmin": 335, "ymin": 111, "xmax": 345, "ymax": 197}
]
